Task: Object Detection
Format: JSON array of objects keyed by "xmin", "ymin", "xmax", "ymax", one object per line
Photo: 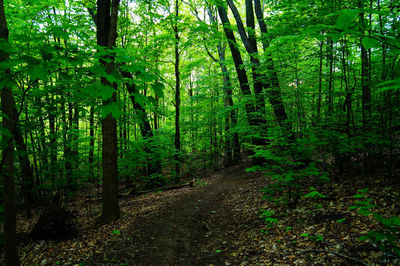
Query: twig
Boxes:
[{"xmin": 296, "ymin": 249, "xmax": 369, "ymax": 266}]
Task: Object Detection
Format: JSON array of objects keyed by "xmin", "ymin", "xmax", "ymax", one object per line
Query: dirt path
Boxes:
[{"xmin": 89, "ymin": 164, "xmax": 266, "ymax": 265}]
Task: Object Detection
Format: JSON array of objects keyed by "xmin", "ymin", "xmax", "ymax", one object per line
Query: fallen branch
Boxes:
[
  {"xmin": 126, "ymin": 181, "xmax": 194, "ymax": 196},
  {"xmin": 76, "ymin": 181, "xmax": 194, "ymax": 198},
  {"xmin": 296, "ymin": 249, "xmax": 368, "ymax": 266}
]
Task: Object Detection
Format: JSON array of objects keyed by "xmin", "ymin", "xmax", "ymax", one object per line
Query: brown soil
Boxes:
[{"xmin": 88, "ymin": 163, "xmax": 266, "ymax": 265}]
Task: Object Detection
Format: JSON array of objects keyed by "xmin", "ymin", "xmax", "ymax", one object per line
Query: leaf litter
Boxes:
[{"xmin": 6, "ymin": 163, "xmax": 400, "ymax": 265}]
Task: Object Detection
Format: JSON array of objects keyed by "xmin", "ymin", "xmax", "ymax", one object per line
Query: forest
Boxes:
[{"xmin": 1, "ymin": 0, "xmax": 400, "ymax": 264}]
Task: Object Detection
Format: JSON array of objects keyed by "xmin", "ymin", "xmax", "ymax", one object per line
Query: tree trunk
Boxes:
[
  {"xmin": 97, "ymin": 0, "xmax": 121, "ymax": 223},
  {"xmin": 317, "ymin": 41, "xmax": 324, "ymax": 118},
  {"xmin": 89, "ymin": 105, "xmax": 95, "ymax": 179},
  {"xmin": 122, "ymin": 70, "xmax": 161, "ymax": 176},
  {"xmin": 174, "ymin": 0, "xmax": 181, "ymax": 182},
  {"xmin": 0, "ymin": 0, "xmax": 19, "ymax": 263},
  {"xmin": 14, "ymin": 123, "xmax": 35, "ymax": 218},
  {"xmin": 253, "ymin": 0, "xmax": 293, "ymax": 139},
  {"xmin": 359, "ymin": 3, "xmax": 371, "ymax": 128},
  {"xmin": 217, "ymin": 5, "xmax": 256, "ymax": 125},
  {"xmin": 48, "ymin": 96, "xmax": 57, "ymax": 187},
  {"xmin": 65, "ymin": 100, "xmax": 73, "ymax": 192},
  {"xmin": 205, "ymin": 7, "xmax": 240, "ymax": 166}
]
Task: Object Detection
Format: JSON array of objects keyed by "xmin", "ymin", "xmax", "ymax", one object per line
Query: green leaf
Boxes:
[
  {"xmin": 304, "ymin": 190, "xmax": 327, "ymax": 199},
  {"xmin": 335, "ymin": 9, "xmax": 359, "ymax": 31},
  {"xmin": 362, "ymin": 37, "xmax": 380, "ymax": 49},
  {"xmin": 391, "ymin": 216, "xmax": 400, "ymax": 227},
  {"xmin": 152, "ymin": 82, "xmax": 165, "ymax": 98},
  {"xmin": 101, "ymin": 102, "xmax": 121, "ymax": 119},
  {"xmin": 215, "ymin": 249, "xmax": 222, "ymax": 253},
  {"xmin": 376, "ymin": 78, "xmax": 400, "ymax": 93},
  {"xmin": 31, "ymin": 67, "xmax": 49, "ymax": 82}
]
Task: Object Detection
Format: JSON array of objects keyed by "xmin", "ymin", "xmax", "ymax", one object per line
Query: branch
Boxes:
[
  {"xmin": 182, "ymin": 0, "xmax": 204, "ymax": 23},
  {"xmin": 204, "ymin": 43, "xmax": 219, "ymax": 62}
]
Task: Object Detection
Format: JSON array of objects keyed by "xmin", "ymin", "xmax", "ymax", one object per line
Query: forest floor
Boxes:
[{"xmin": 8, "ymin": 163, "xmax": 400, "ymax": 265}]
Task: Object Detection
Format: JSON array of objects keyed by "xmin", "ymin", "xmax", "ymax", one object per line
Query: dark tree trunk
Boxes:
[
  {"xmin": 89, "ymin": 105, "xmax": 95, "ymax": 179},
  {"xmin": 217, "ymin": 5, "xmax": 256, "ymax": 124},
  {"xmin": 205, "ymin": 6, "xmax": 241, "ymax": 166},
  {"xmin": 174, "ymin": 0, "xmax": 181, "ymax": 182},
  {"xmin": 327, "ymin": 37, "xmax": 334, "ymax": 113},
  {"xmin": 359, "ymin": 3, "xmax": 371, "ymax": 128},
  {"xmin": 122, "ymin": 70, "xmax": 162, "ymax": 176},
  {"xmin": 65, "ymin": 100, "xmax": 73, "ymax": 192},
  {"xmin": 36, "ymin": 97, "xmax": 50, "ymax": 176},
  {"xmin": 97, "ymin": 0, "xmax": 121, "ymax": 223},
  {"xmin": 317, "ymin": 41, "xmax": 324, "ymax": 118},
  {"xmin": 0, "ymin": 0, "xmax": 19, "ymax": 263},
  {"xmin": 48, "ymin": 96, "xmax": 57, "ymax": 186},
  {"xmin": 253, "ymin": 0, "xmax": 293, "ymax": 140},
  {"xmin": 245, "ymin": 0, "xmax": 266, "ymax": 121},
  {"xmin": 14, "ymin": 123, "xmax": 35, "ymax": 218}
]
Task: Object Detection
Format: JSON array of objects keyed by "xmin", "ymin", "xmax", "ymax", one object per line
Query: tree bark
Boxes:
[
  {"xmin": 0, "ymin": 0, "xmax": 19, "ymax": 263},
  {"xmin": 14, "ymin": 123, "xmax": 35, "ymax": 218},
  {"xmin": 253, "ymin": 0, "xmax": 294, "ymax": 140},
  {"xmin": 97, "ymin": 0, "xmax": 121, "ymax": 223},
  {"xmin": 89, "ymin": 105, "xmax": 95, "ymax": 179},
  {"xmin": 174, "ymin": 0, "xmax": 181, "ymax": 182},
  {"xmin": 205, "ymin": 6, "xmax": 241, "ymax": 166},
  {"xmin": 359, "ymin": 2, "xmax": 371, "ymax": 128},
  {"xmin": 217, "ymin": 4, "xmax": 256, "ymax": 124},
  {"xmin": 122, "ymin": 70, "xmax": 162, "ymax": 176}
]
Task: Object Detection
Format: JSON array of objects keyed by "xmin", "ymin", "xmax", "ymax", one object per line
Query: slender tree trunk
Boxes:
[
  {"xmin": 253, "ymin": 0, "xmax": 294, "ymax": 139},
  {"xmin": 174, "ymin": 0, "xmax": 181, "ymax": 182},
  {"xmin": 97, "ymin": 0, "xmax": 121, "ymax": 223},
  {"xmin": 317, "ymin": 41, "xmax": 324, "ymax": 118},
  {"xmin": 14, "ymin": 123, "xmax": 35, "ymax": 218},
  {"xmin": 122, "ymin": 70, "xmax": 161, "ymax": 176},
  {"xmin": 36, "ymin": 97, "xmax": 50, "ymax": 176},
  {"xmin": 327, "ymin": 37, "xmax": 334, "ymax": 113},
  {"xmin": 89, "ymin": 105, "xmax": 95, "ymax": 179},
  {"xmin": 65, "ymin": 100, "xmax": 73, "ymax": 192},
  {"xmin": 205, "ymin": 7, "xmax": 240, "ymax": 165},
  {"xmin": 359, "ymin": 2, "xmax": 371, "ymax": 128},
  {"xmin": 48, "ymin": 96, "xmax": 57, "ymax": 187},
  {"xmin": 0, "ymin": 0, "xmax": 19, "ymax": 262}
]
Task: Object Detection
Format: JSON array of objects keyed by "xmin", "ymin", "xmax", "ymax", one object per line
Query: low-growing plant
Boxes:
[
  {"xmin": 259, "ymin": 209, "xmax": 279, "ymax": 234},
  {"xmin": 300, "ymin": 232, "xmax": 324, "ymax": 243},
  {"xmin": 350, "ymin": 188, "xmax": 400, "ymax": 258},
  {"xmin": 194, "ymin": 179, "xmax": 208, "ymax": 187}
]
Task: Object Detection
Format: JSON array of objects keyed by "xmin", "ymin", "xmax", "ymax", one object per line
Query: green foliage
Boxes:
[
  {"xmin": 194, "ymin": 179, "xmax": 208, "ymax": 187},
  {"xmin": 259, "ymin": 209, "xmax": 278, "ymax": 229},
  {"xmin": 350, "ymin": 189, "xmax": 400, "ymax": 257},
  {"xmin": 300, "ymin": 233, "xmax": 324, "ymax": 243},
  {"xmin": 143, "ymin": 174, "xmax": 167, "ymax": 190},
  {"xmin": 111, "ymin": 229, "xmax": 121, "ymax": 236}
]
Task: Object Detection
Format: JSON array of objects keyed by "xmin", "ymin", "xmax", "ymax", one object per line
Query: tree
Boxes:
[
  {"xmin": 174, "ymin": 0, "xmax": 182, "ymax": 181},
  {"xmin": 96, "ymin": 0, "xmax": 121, "ymax": 223},
  {"xmin": 0, "ymin": 0, "xmax": 19, "ymax": 263}
]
